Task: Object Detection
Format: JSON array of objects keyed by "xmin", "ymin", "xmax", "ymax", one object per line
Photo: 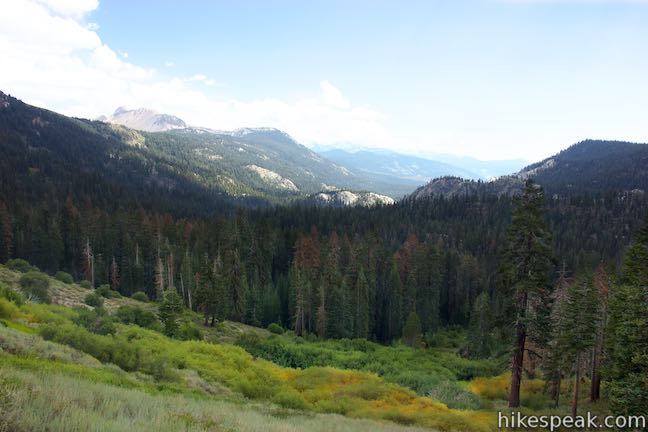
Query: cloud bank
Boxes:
[{"xmin": 0, "ymin": 0, "xmax": 394, "ymax": 150}]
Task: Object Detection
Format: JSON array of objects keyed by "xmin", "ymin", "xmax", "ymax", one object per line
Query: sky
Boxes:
[{"xmin": 1, "ymin": 0, "xmax": 648, "ymax": 161}]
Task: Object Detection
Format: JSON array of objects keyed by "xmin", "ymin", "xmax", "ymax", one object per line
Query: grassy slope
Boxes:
[
  {"xmin": 0, "ymin": 266, "xmax": 497, "ymax": 432},
  {"xmin": 1, "ymin": 265, "xmax": 611, "ymax": 431},
  {"xmin": 0, "ymin": 328, "xmax": 427, "ymax": 432}
]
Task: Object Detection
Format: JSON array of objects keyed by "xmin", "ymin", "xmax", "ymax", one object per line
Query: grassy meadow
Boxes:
[{"xmin": 0, "ymin": 264, "xmax": 612, "ymax": 431}]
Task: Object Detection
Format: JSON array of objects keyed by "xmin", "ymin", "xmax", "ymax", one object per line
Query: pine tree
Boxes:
[
  {"xmin": 543, "ymin": 264, "xmax": 571, "ymax": 408},
  {"xmin": 82, "ymin": 237, "xmax": 95, "ymax": 287},
  {"xmin": 110, "ymin": 256, "xmax": 120, "ymax": 291},
  {"xmin": 465, "ymin": 291, "xmax": 492, "ymax": 358},
  {"xmin": 606, "ymin": 216, "xmax": 648, "ymax": 416},
  {"xmin": 590, "ymin": 262, "xmax": 609, "ymax": 402},
  {"xmin": 353, "ymin": 266, "xmax": 369, "ymax": 339},
  {"xmin": 159, "ymin": 290, "xmax": 183, "ymax": 338},
  {"xmin": 560, "ymin": 275, "xmax": 599, "ymax": 416},
  {"xmin": 0, "ymin": 200, "xmax": 11, "ymax": 263},
  {"xmin": 499, "ymin": 180, "xmax": 556, "ymax": 408},
  {"xmin": 402, "ymin": 311, "xmax": 422, "ymax": 348}
]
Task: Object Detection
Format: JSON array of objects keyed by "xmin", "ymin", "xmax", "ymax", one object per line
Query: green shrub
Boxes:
[
  {"xmin": 54, "ymin": 271, "xmax": 74, "ymax": 284},
  {"xmin": 84, "ymin": 292, "xmax": 104, "ymax": 308},
  {"xmin": 131, "ymin": 291, "xmax": 149, "ymax": 302},
  {"xmin": 267, "ymin": 323, "xmax": 284, "ymax": 334},
  {"xmin": 272, "ymin": 389, "xmax": 311, "ymax": 410},
  {"xmin": 5, "ymin": 259, "xmax": 36, "ymax": 273},
  {"xmin": 177, "ymin": 320, "xmax": 202, "ymax": 341},
  {"xmin": 79, "ymin": 280, "xmax": 92, "ymax": 289},
  {"xmin": 96, "ymin": 284, "xmax": 121, "ymax": 299},
  {"xmin": 0, "ymin": 297, "xmax": 21, "ymax": 319},
  {"xmin": 115, "ymin": 305, "xmax": 160, "ymax": 331},
  {"xmin": 74, "ymin": 307, "xmax": 116, "ymax": 335},
  {"xmin": 19, "ymin": 271, "xmax": 51, "ymax": 303},
  {"xmin": 0, "ymin": 283, "xmax": 25, "ymax": 306}
]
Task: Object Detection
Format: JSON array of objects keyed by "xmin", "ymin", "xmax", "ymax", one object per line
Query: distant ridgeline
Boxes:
[
  {"xmin": 410, "ymin": 139, "xmax": 648, "ymax": 199},
  {"xmin": 1, "ymin": 90, "xmax": 647, "ymax": 343}
]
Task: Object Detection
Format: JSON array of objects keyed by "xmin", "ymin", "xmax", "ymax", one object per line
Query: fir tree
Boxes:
[
  {"xmin": 402, "ymin": 311, "xmax": 422, "ymax": 348},
  {"xmin": 498, "ymin": 180, "xmax": 556, "ymax": 408},
  {"xmin": 606, "ymin": 216, "xmax": 648, "ymax": 416}
]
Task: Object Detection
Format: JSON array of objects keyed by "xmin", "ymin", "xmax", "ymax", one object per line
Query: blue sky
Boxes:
[{"xmin": 1, "ymin": 0, "xmax": 648, "ymax": 161}]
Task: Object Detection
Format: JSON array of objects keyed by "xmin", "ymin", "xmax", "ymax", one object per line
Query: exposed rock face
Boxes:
[
  {"xmin": 100, "ymin": 107, "xmax": 187, "ymax": 132},
  {"xmin": 311, "ymin": 190, "xmax": 395, "ymax": 207},
  {"xmin": 245, "ymin": 164, "xmax": 299, "ymax": 192}
]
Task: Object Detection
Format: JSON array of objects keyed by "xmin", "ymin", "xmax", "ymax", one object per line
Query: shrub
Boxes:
[
  {"xmin": 0, "ymin": 283, "xmax": 25, "ymax": 306},
  {"xmin": 19, "ymin": 271, "xmax": 51, "ymax": 303},
  {"xmin": 115, "ymin": 305, "xmax": 160, "ymax": 330},
  {"xmin": 5, "ymin": 259, "xmax": 36, "ymax": 273},
  {"xmin": 74, "ymin": 307, "xmax": 116, "ymax": 335},
  {"xmin": 0, "ymin": 297, "xmax": 21, "ymax": 319},
  {"xmin": 84, "ymin": 292, "xmax": 104, "ymax": 308},
  {"xmin": 96, "ymin": 284, "xmax": 121, "ymax": 299},
  {"xmin": 267, "ymin": 323, "xmax": 284, "ymax": 334},
  {"xmin": 53, "ymin": 271, "xmax": 74, "ymax": 284},
  {"xmin": 177, "ymin": 320, "xmax": 202, "ymax": 341},
  {"xmin": 131, "ymin": 291, "xmax": 149, "ymax": 302},
  {"xmin": 272, "ymin": 389, "xmax": 311, "ymax": 410},
  {"xmin": 79, "ymin": 280, "xmax": 92, "ymax": 289}
]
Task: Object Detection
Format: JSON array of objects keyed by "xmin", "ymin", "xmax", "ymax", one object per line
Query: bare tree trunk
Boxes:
[
  {"xmin": 572, "ymin": 353, "xmax": 581, "ymax": 417},
  {"xmin": 509, "ymin": 293, "xmax": 527, "ymax": 408},
  {"xmin": 509, "ymin": 321, "xmax": 526, "ymax": 407},
  {"xmin": 180, "ymin": 273, "xmax": 186, "ymax": 306}
]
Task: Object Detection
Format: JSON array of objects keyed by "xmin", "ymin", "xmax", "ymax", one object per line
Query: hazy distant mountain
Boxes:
[
  {"xmin": 409, "ymin": 139, "xmax": 648, "ymax": 200},
  {"xmin": 98, "ymin": 107, "xmax": 187, "ymax": 132},
  {"xmin": 426, "ymin": 153, "xmax": 527, "ymax": 180},
  {"xmin": 319, "ymin": 148, "xmax": 480, "ymax": 181}
]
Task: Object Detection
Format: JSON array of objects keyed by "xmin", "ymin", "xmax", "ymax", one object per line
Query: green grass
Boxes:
[
  {"xmin": 3, "ymin": 264, "xmax": 598, "ymax": 431},
  {"xmin": 0, "ymin": 366, "xmax": 432, "ymax": 432}
]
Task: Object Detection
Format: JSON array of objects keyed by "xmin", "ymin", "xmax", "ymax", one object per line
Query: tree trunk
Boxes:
[
  {"xmin": 590, "ymin": 348, "xmax": 601, "ymax": 402},
  {"xmin": 180, "ymin": 273, "xmax": 186, "ymax": 306},
  {"xmin": 508, "ymin": 318, "xmax": 526, "ymax": 407},
  {"xmin": 591, "ymin": 303, "xmax": 607, "ymax": 402},
  {"xmin": 550, "ymin": 372, "xmax": 561, "ymax": 408},
  {"xmin": 509, "ymin": 293, "xmax": 527, "ymax": 408},
  {"xmin": 571, "ymin": 353, "xmax": 581, "ymax": 417}
]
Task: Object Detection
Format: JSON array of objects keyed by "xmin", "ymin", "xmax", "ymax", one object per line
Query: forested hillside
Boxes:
[
  {"xmin": 412, "ymin": 139, "xmax": 648, "ymax": 199},
  {"xmin": 2, "ymin": 91, "xmax": 648, "ymax": 428}
]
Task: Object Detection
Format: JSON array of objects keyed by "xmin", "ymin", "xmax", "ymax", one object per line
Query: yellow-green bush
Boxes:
[
  {"xmin": 0, "ymin": 298, "xmax": 21, "ymax": 320},
  {"xmin": 469, "ymin": 372, "xmax": 545, "ymax": 403}
]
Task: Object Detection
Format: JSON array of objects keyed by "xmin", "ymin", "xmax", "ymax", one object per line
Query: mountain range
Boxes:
[
  {"xmin": 101, "ymin": 107, "xmax": 526, "ymax": 197},
  {"xmin": 410, "ymin": 139, "xmax": 648, "ymax": 200},
  {"xmin": 0, "ymin": 92, "xmax": 403, "ymax": 208},
  {"xmin": 3, "ymin": 91, "xmax": 647, "ymax": 210},
  {"xmin": 97, "ymin": 107, "xmax": 187, "ymax": 132}
]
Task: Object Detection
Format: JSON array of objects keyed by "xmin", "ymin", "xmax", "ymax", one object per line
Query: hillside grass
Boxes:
[
  {"xmin": 0, "ymin": 363, "xmax": 433, "ymax": 432},
  {"xmin": 1, "ymin": 264, "xmax": 610, "ymax": 431},
  {"xmin": 0, "ymin": 266, "xmax": 497, "ymax": 431}
]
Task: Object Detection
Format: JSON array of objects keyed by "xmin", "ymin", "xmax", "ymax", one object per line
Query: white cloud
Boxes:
[
  {"xmin": 34, "ymin": 0, "xmax": 98, "ymax": 18},
  {"xmin": 0, "ymin": 0, "xmax": 394, "ymax": 151}
]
